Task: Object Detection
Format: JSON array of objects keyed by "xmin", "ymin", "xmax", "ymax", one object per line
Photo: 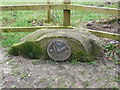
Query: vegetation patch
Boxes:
[
  {"xmin": 9, "ymin": 41, "xmax": 43, "ymax": 59},
  {"xmin": 115, "ymin": 75, "xmax": 120, "ymax": 83},
  {"xmin": 82, "ymin": 81, "xmax": 90, "ymax": 88}
]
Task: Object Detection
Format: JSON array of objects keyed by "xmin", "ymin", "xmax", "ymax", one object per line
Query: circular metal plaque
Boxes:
[{"xmin": 47, "ymin": 39, "xmax": 71, "ymax": 61}]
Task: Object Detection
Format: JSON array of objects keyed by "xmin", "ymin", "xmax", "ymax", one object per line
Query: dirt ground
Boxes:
[
  {"xmin": 0, "ymin": 17, "xmax": 120, "ymax": 88},
  {"xmin": 86, "ymin": 16, "xmax": 120, "ymax": 34},
  {"xmin": 0, "ymin": 48, "xmax": 119, "ymax": 88}
]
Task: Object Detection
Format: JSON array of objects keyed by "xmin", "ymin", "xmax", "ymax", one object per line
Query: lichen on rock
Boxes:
[{"xmin": 9, "ymin": 29, "xmax": 102, "ymax": 61}]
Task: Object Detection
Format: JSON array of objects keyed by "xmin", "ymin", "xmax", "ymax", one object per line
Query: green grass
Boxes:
[
  {"xmin": 103, "ymin": 43, "xmax": 118, "ymax": 51},
  {"xmin": 103, "ymin": 43, "xmax": 120, "ymax": 64},
  {"xmin": 1, "ymin": 10, "xmax": 47, "ymax": 27},
  {"xmin": 1, "ymin": 12, "xmax": 110, "ymax": 47},
  {"xmin": 115, "ymin": 75, "xmax": 120, "ymax": 83},
  {"xmin": 11, "ymin": 70, "xmax": 21, "ymax": 77},
  {"xmin": 20, "ymin": 72, "xmax": 28, "ymax": 79},
  {"xmin": 1, "ymin": 2, "xmax": 117, "ymax": 47},
  {"xmin": 71, "ymin": 11, "xmax": 110, "ymax": 27},
  {"xmin": 2, "ymin": 32, "xmax": 30, "ymax": 48},
  {"xmin": 3, "ymin": 10, "xmax": 109, "ymax": 27},
  {"xmin": 87, "ymin": 61, "xmax": 97, "ymax": 65},
  {"xmin": 72, "ymin": 2, "xmax": 118, "ymax": 8},
  {"xmin": 70, "ymin": 59, "xmax": 80, "ymax": 64},
  {"xmin": 82, "ymin": 81, "xmax": 90, "ymax": 88}
]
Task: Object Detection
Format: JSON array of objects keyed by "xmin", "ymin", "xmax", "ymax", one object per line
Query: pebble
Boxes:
[{"xmin": 102, "ymin": 25, "xmax": 111, "ymax": 28}]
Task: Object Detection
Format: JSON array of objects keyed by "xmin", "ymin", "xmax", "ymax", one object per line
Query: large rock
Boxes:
[{"xmin": 9, "ymin": 29, "xmax": 102, "ymax": 61}]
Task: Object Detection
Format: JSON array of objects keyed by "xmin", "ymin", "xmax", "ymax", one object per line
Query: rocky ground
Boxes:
[{"xmin": 0, "ymin": 17, "xmax": 120, "ymax": 88}]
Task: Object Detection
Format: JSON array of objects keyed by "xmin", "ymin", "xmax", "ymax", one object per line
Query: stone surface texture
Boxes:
[{"xmin": 9, "ymin": 29, "xmax": 102, "ymax": 61}]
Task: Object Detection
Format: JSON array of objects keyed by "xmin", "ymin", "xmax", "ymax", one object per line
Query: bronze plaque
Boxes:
[{"xmin": 47, "ymin": 39, "xmax": 71, "ymax": 61}]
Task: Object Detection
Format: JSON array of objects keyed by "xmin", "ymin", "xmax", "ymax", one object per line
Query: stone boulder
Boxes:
[{"xmin": 9, "ymin": 29, "xmax": 102, "ymax": 61}]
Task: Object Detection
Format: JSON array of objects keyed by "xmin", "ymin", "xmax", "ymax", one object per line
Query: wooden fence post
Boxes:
[
  {"xmin": 63, "ymin": 0, "xmax": 71, "ymax": 26},
  {"xmin": 47, "ymin": 0, "xmax": 51, "ymax": 23}
]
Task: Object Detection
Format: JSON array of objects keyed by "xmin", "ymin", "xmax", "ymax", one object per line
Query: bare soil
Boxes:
[
  {"xmin": 0, "ymin": 48, "xmax": 119, "ymax": 88},
  {"xmin": 0, "ymin": 17, "xmax": 120, "ymax": 88},
  {"xmin": 86, "ymin": 16, "xmax": 120, "ymax": 34}
]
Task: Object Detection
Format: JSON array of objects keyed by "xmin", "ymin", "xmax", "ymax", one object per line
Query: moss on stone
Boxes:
[
  {"xmin": 9, "ymin": 29, "xmax": 102, "ymax": 61},
  {"xmin": 9, "ymin": 41, "xmax": 43, "ymax": 59},
  {"xmin": 9, "ymin": 45, "xmax": 20, "ymax": 56}
]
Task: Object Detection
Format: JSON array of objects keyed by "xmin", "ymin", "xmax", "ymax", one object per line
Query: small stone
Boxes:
[
  {"xmin": 12, "ymin": 86, "xmax": 16, "ymax": 88},
  {"xmin": 6, "ymin": 62, "xmax": 9, "ymax": 65},
  {"xmin": 109, "ymin": 41, "xmax": 118, "ymax": 44},
  {"xmin": 102, "ymin": 25, "xmax": 111, "ymax": 28},
  {"xmin": 63, "ymin": 65, "xmax": 69, "ymax": 69},
  {"xmin": 87, "ymin": 23, "xmax": 92, "ymax": 26},
  {"xmin": 28, "ymin": 73, "xmax": 31, "ymax": 77},
  {"xmin": 87, "ymin": 21, "xmax": 95, "ymax": 26}
]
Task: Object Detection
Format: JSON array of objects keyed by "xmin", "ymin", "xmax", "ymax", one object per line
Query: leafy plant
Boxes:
[
  {"xmin": 31, "ymin": 59, "xmax": 44, "ymax": 65},
  {"xmin": 82, "ymin": 81, "xmax": 90, "ymax": 88},
  {"xmin": 71, "ymin": 59, "xmax": 80, "ymax": 64},
  {"xmin": 115, "ymin": 75, "xmax": 120, "ymax": 83},
  {"xmin": 11, "ymin": 70, "xmax": 21, "ymax": 77},
  {"xmin": 103, "ymin": 44, "xmax": 117, "ymax": 51},
  {"xmin": 20, "ymin": 72, "xmax": 28, "ymax": 79},
  {"xmin": 87, "ymin": 61, "xmax": 96, "ymax": 65}
]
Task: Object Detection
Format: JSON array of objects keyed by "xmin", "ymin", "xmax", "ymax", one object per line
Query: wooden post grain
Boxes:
[
  {"xmin": 47, "ymin": 0, "xmax": 51, "ymax": 23},
  {"xmin": 63, "ymin": 0, "xmax": 71, "ymax": 26}
]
